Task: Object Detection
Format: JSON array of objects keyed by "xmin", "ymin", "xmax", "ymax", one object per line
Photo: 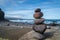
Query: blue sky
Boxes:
[{"xmin": 0, "ymin": 0, "xmax": 60, "ymax": 19}]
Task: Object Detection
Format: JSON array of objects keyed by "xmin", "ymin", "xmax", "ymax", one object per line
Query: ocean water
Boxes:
[
  {"xmin": 10, "ymin": 19, "xmax": 60, "ymax": 24},
  {"xmin": 10, "ymin": 20, "xmax": 34, "ymax": 24}
]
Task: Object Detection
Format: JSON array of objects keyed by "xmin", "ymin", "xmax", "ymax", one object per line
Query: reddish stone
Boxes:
[{"xmin": 33, "ymin": 12, "xmax": 43, "ymax": 19}]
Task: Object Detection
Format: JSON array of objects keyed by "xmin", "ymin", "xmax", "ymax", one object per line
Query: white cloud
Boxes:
[
  {"xmin": 43, "ymin": 8, "xmax": 60, "ymax": 19},
  {"xmin": 5, "ymin": 10, "xmax": 33, "ymax": 14},
  {"xmin": 5, "ymin": 10, "xmax": 34, "ymax": 19},
  {"xmin": 5, "ymin": 7, "xmax": 60, "ymax": 19}
]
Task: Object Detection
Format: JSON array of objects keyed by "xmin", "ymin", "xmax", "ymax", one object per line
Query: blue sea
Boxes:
[
  {"xmin": 5, "ymin": 17, "xmax": 60, "ymax": 24},
  {"xmin": 10, "ymin": 19, "xmax": 60, "ymax": 24}
]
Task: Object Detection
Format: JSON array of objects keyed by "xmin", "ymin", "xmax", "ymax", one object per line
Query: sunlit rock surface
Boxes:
[
  {"xmin": 19, "ymin": 30, "xmax": 44, "ymax": 40},
  {"xmin": 19, "ymin": 26, "xmax": 60, "ymax": 40}
]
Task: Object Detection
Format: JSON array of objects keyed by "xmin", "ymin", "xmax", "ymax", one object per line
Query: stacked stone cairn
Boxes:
[{"xmin": 33, "ymin": 8, "xmax": 47, "ymax": 40}]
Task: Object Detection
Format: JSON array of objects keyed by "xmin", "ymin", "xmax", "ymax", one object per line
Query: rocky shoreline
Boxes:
[{"xmin": 0, "ymin": 21, "xmax": 60, "ymax": 40}]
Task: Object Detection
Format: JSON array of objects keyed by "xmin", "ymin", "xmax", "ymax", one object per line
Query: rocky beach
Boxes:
[
  {"xmin": 0, "ymin": 21, "xmax": 60, "ymax": 40},
  {"xmin": 0, "ymin": 21, "xmax": 32, "ymax": 40},
  {"xmin": 19, "ymin": 26, "xmax": 60, "ymax": 40}
]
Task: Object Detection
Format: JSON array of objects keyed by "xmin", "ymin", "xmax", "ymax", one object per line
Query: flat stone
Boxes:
[{"xmin": 19, "ymin": 30, "xmax": 44, "ymax": 40}]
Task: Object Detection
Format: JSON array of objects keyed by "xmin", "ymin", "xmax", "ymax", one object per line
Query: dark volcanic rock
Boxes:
[
  {"xmin": 0, "ymin": 8, "xmax": 5, "ymax": 21},
  {"xmin": 0, "ymin": 8, "xmax": 9, "ymax": 21}
]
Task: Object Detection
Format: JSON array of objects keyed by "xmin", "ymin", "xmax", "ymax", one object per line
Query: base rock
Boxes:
[{"xmin": 19, "ymin": 30, "xmax": 44, "ymax": 40}]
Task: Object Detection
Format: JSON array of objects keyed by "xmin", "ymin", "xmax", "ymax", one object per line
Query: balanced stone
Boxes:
[
  {"xmin": 33, "ymin": 8, "xmax": 43, "ymax": 19},
  {"xmin": 32, "ymin": 8, "xmax": 47, "ymax": 40},
  {"xmin": 34, "ymin": 18, "xmax": 44, "ymax": 25},
  {"xmin": 33, "ymin": 24, "xmax": 47, "ymax": 34}
]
